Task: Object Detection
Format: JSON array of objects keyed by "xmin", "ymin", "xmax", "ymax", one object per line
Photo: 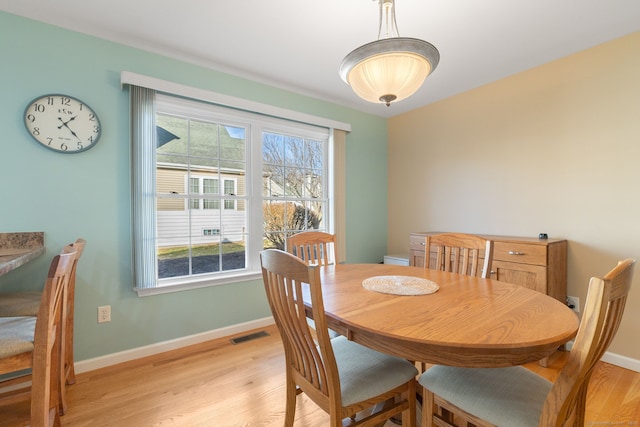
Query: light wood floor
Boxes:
[{"xmin": 1, "ymin": 324, "xmax": 639, "ymax": 426}]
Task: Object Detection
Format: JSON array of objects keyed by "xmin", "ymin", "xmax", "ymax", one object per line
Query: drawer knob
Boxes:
[
  {"xmin": 508, "ymin": 251, "xmax": 525, "ymax": 255},
  {"xmin": 421, "ymin": 242, "xmax": 426, "ymax": 246}
]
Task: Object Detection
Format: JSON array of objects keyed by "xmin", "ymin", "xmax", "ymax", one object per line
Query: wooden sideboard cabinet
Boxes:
[{"xmin": 409, "ymin": 232, "xmax": 567, "ymax": 303}]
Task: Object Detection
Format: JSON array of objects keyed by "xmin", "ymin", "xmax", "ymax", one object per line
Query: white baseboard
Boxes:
[
  {"xmin": 601, "ymin": 351, "xmax": 640, "ymax": 373},
  {"xmin": 74, "ymin": 317, "xmax": 275, "ymax": 374},
  {"xmin": 565, "ymin": 341, "xmax": 640, "ymax": 373},
  {"xmin": 74, "ymin": 324, "xmax": 640, "ymax": 376}
]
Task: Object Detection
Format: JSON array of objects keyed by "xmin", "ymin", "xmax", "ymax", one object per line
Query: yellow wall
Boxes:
[{"xmin": 388, "ymin": 32, "xmax": 640, "ymax": 360}]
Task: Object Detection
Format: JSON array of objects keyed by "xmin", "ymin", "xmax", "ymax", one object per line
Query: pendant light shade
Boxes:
[{"xmin": 339, "ymin": 0, "xmax": 439, "ymax": 106}]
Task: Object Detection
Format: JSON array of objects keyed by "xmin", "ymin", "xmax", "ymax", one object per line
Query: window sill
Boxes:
[{"xmin": 134, "ymin": 271, "xmax": 263, "ymax": 297}]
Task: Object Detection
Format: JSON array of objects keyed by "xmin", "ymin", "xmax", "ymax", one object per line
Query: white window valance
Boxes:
[{"xmin": 121, "ymin": 71, "xmax": 351, "ymax": 132}]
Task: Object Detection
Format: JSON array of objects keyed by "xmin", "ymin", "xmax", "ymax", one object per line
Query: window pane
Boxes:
[
  {"xmin": 223, "ymin": 179, "xmax": 234, "ymax": 195},
  {"xmin": 189, "ymin": 120, "xmax": 219, "ymax": 170},
  {"xmin": 189, "ymin": 178, "xmax": 200, "ymax": 209},
  {"xmin": 203, "ymin": 179, "xmax": 220, "ymax": 209},
  {"xmin": 157, "ymin": 114, "xmax": 188, "ymax": 165},
  {"xmin": 263, "ymin": 200, "xmax": 289, "ymax": 250},
  {"xmin": 157, "ymin": 195, "xmax": 192, "ymax": 279},
  {"xmin": 221, "ymin": 126, "xmax": 245, "ymax": 162},
  {"xmin": 263, "ymin": 166, "xmax": 285, "ymax": 197}
]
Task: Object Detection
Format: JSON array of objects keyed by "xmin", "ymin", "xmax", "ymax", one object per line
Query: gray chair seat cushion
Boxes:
[
  {"xmin": 331, "ymin": 335, "xmax": 418, "ymax": 407},
  {"xmin": 0, "ymin": 292, "xmax": 41, "ymax": 316},
  {"xmin": 419, "ymin": 365, "xmax": 553, "ymax": 427},
  {"xmin": 0, "ymin": 316, "xmax": 37, "ymax": 358}
]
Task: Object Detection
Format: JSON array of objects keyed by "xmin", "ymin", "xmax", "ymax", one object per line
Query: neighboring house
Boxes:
[
  {"xmin": 153, "ymin": 116, "xmax": 326, "ymax": 250},
  {"xmin": 156, "ymin": 166, "xmax": 246, "ymax": 247},
  {"xmin": 155, "ymin": 123, "xmax": 247, "ymax": 247}
]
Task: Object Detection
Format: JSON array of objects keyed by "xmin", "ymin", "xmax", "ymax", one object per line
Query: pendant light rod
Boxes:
[{"xmin": 378, "ymin": 0, "xmax": 399, "ymax": 39}]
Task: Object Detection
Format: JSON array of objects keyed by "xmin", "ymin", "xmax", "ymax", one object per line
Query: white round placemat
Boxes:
[{"xmin": 362, "ymin": 275, "xmax": 439, "ymax": 296}]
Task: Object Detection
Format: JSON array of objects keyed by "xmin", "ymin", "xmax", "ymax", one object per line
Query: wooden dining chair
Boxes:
[
  {"xmin": 425, "ymin": 233, "xmax": 494, "ymax": 278},
  {"xmin": 0, "ymin": 246, "xmax": 77, "ymax": 426},
  {"xmin": 286, "ymin": 231, "xmax": 340, "ymax": 338},
  {"xmin": 0, "ymin": 238, "xmax": 86, "ymax": 414},
  {"xmin": 418, "ymin": 258, "xmax": 635, "ymax": 427},
  {"xmin": 260, "ymin": 249, "xmax": 418, "ymax": 427},
  {"xmin": 287, "ymin": 231, "xmax": 338, "ymax": 266}
]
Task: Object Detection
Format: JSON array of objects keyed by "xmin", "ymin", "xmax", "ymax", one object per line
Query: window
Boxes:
[
  {"xmin": 131, "ymin": 89, "xmax": 332, "ymax": 294},
  {"xmin": 202, "ymin": 178, "xmax": 218, "ymax": 210},
  {"xmin": 187, "ymin": 177, "xmax": 237, "ymax": 210}
]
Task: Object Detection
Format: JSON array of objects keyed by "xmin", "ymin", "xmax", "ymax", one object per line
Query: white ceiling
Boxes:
[{"xmin": 2, "ymin": 0, "xmax": 640, "ymax": 118}]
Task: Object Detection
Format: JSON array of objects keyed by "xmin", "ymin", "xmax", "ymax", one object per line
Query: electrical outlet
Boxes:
[
  {"xmin": 98, "ymin": 305, "xmax": 111, "ymax": 323},
  {"xmin": 566, "ymin": 296, "xmax": 580, "ymax": 313}
]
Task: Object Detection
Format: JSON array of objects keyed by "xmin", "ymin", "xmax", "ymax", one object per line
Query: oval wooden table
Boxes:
[{"xmin": 309, "ymin": 263, "xmax": 579, "ymax": 368}]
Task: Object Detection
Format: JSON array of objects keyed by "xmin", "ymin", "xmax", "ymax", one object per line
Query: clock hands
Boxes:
[
  {"xmin": 58, "ymin": 116, "xmax": 76, "ymax": 129},
  {"xmin": 58, "ymin": 116, "xmax": 81, "ymax": 140}
]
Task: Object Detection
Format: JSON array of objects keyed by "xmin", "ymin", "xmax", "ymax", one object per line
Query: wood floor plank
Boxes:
[{"xmin": 1, "ymin": 324, "xmax": 638, "ymax": 426}]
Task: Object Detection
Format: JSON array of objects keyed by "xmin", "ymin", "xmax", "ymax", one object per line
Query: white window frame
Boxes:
[
  {"xmin": 124, "ymin": 72, "xmax": 351, "ymax": 296},
  {"xmin": 130, "ymin": 85, "xmax": 339, "ymax": 296}
]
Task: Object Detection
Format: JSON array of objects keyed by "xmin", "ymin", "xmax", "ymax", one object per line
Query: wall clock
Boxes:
[{"xmin": 24, "ymin": 94, "xmax": 102, "ymax": 153}]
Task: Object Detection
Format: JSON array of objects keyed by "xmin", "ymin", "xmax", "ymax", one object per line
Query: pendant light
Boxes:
[{"xmin": 339, "ymin": 0, "xmax": 439, "ymax": 106}]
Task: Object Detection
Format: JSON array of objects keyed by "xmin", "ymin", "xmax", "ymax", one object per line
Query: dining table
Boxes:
[
  {"xmin": 307, "ymin": 263, "xmax": 579, "ymax": 368},
  {"xmin": 0, "ymin": 232, "xmax": 46, "ymax": 277}
]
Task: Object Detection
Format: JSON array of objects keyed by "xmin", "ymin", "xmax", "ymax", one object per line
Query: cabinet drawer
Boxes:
[
  {"xmin": 410, "ymin": 235, "xmax": 427, "ymax": 251},
  {"xmin": 493, "ymin": 242, "xmax": 547, "ymax": 266}
]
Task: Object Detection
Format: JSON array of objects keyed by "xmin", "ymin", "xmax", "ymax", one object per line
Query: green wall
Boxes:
[{"xmin": 0, "ymin": 12, "xmax": 388, "ymax": 361}]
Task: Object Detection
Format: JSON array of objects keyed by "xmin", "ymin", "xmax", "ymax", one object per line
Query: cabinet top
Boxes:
[{"xmin": 410, "ymin": 232, "xmax": 567, "ymax": 245}]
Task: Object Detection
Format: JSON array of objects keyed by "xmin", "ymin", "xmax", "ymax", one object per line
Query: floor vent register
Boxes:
[{"xmin": 230, "ymin": 330, "xmax": 269, "ymax": 345}]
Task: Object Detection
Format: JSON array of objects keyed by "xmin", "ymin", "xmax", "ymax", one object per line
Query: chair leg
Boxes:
[
  {"xmin": 402, "ymin": 380, "xmax": 416, "ymax": 427},
  {"xmin": 573, "ymin": 385, "xmax": 588, "ymax": 427},
  {"xmin": 421, "ymin": 387, "xmax": 435, "ymax": 427},
  {"xmin": 65, "ymin": 355, "xmax": 77, "ymax": 385},
  {"xmin": 32, "ymin": 333, "xmax": 62, "ymax": 426},
  {"xmin": 58, "ymin": 367, "xmax": 68, "ymax": 416},
  {"xmin": 284, "ymin": 373, "xmax": 297, "ymax": 427}
]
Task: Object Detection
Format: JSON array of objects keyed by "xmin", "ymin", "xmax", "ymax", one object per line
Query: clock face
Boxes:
[{"xmin": 24, "ymin": 94, "xmax": 101, "ymax": 153}]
